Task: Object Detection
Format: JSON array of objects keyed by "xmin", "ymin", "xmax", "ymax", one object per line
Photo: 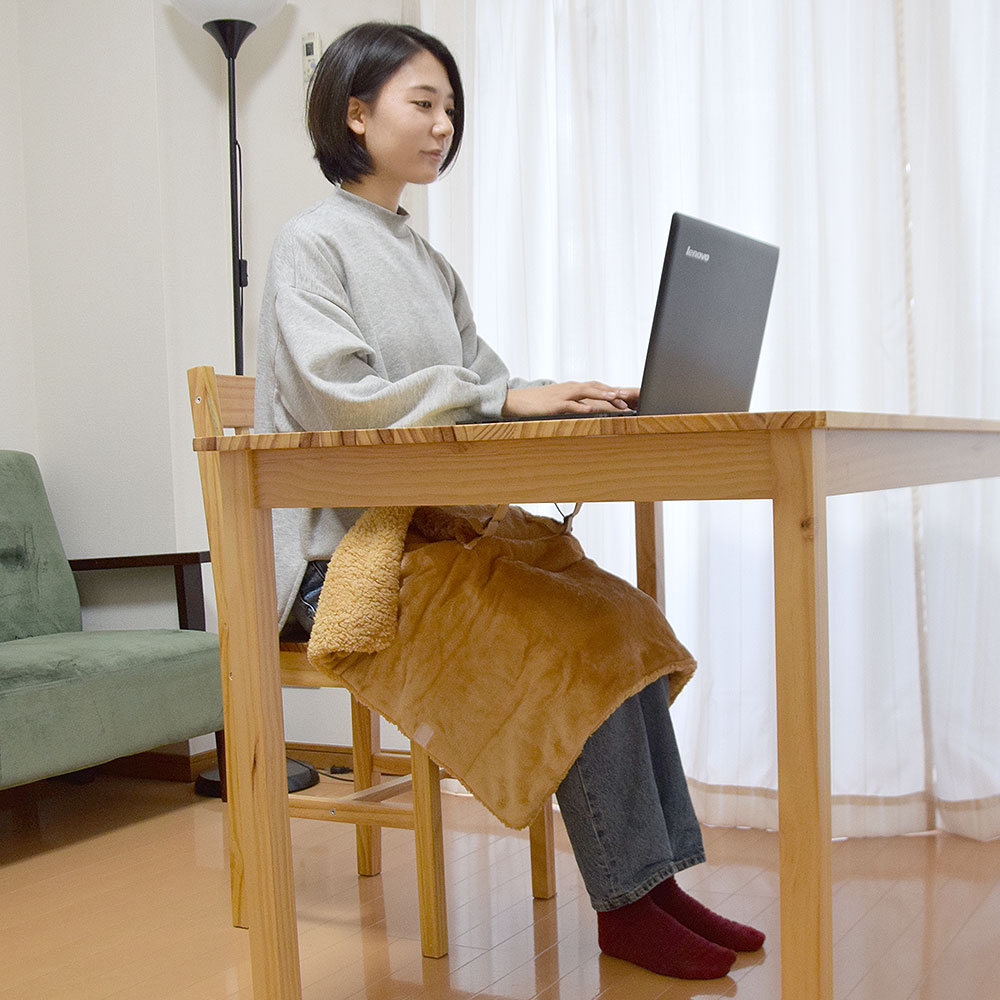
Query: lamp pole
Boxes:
[
  {"xmin": 173, "ymin": 0, "xmax": 285, "ymax": 374},
  {"xmin": 203, "ymin": 19, "xmax": 255, "ymax": 376}
]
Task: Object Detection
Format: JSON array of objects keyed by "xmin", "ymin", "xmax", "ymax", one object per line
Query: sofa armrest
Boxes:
[{"xmin": 68, "ymin": 551, "xmax": 210, "ymax": 631}]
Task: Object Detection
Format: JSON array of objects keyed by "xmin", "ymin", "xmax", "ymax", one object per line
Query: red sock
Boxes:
[
  {"xmin": 597, "ymin": 894, "xmax": 736, "ymax": 979},
  {"xmin": 649, "ymin": 877, "xmax": 765, "ymax": 952}
]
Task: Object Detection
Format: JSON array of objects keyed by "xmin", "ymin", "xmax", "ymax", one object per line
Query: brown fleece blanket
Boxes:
[{"xmin": 308, "ymin": 505, "xmax": 696, "ymax": 829}]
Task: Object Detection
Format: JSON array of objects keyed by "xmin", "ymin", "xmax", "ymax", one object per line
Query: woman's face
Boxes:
[{"xmin": 348, "ymin": 48, "xmax": 456, "ymax": 188}]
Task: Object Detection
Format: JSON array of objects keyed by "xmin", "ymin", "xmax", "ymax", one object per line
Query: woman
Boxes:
[{"xmin": 255, "ymin": 22, "xmax": 764, "ymax": 980}]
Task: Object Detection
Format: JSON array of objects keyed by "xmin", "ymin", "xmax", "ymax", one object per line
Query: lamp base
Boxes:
[{"xmin": 195, "ymin": 757, "xmax": 319, "ymax": 797}]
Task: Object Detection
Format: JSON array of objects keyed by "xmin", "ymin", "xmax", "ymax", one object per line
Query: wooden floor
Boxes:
[{"xmin": 1, "ymin": 774, "xmax": 998, "ymax": 1000}]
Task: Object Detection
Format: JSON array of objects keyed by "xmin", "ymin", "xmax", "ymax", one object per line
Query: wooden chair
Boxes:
[{"xmin": 187, "ymin": 365, "xmax": 555, "ymax": 959}]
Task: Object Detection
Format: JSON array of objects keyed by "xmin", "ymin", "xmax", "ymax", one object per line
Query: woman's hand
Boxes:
[{"xmin": 503, "ymin": 382, "xmax": 639, "ymax": 418}]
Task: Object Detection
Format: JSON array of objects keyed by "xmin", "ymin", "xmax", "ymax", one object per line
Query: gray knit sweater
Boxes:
[{"xmin": 255, "ymin": 186, "xmax": 542, "ymax": 625}]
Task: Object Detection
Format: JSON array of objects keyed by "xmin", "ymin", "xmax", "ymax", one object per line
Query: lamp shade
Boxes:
[{"xmin": 172, "ymin": 0, "xmax": 285, "ymax": 28}]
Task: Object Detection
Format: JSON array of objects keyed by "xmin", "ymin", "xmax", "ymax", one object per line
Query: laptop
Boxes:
[
  {"xmin": 491, "ymin": 213, "xmax": 779, "ymax": 420},
  {"xmin": 636, "ymin": 213, "xmax": 779, "ymax": 415}
]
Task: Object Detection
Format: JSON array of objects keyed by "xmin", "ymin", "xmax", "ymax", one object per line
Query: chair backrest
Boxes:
[
  {"xmin": 188, "ymin": 366, "xmax": 255, "ymax": 437},
  {"xmin": 188, "ymin": 366, "xmax": 327, "ymax": 679},
  {"xmin": 0, "ymin": 450, "xmax": 82, "ymax": 641},
  {"xmin": 187, "ymin": 367, "xmax": 255, "ymax": 620}
]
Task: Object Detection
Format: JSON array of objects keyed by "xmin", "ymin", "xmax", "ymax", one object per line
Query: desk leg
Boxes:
[
  {"xmin": 634, "ymin": 501, "xmax": 665, "ymax": 612},
  {"xmin": 771, "ymin": 430, "xmax": 833, "ymax": 1000},
  {"xmin": 217, "ymin": 451, "xmax": 302, "ymax": 1000}
]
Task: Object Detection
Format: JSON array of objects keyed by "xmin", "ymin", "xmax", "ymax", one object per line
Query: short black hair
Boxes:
[{"xmin": 307, "ymin": 22, "xmax": 465, "ymax": 185}]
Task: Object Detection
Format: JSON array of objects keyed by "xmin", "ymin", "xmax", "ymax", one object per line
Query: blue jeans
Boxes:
[
  {"xmin": 293, "ymin": 560, "xmax": 705, "ymax": 911},
  {"xmin": 555, "ymin": 676, "xmax": 705, "ymax": 909},
  {"xmin": 290, "ymin": 560, "xmax": 329, "ymax": 634}
]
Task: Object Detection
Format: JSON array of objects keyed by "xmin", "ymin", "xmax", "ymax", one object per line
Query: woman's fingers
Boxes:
[
  {"xmin": 504, "ymin": 382, "xmax": 639, "ymax": 417},
  {"xmin": 561, "ymin": 382, "xmax": 636, "ymax": 405},
  {"xmin": 569, "ymin": 384, "xmax": 639, "ymax": 412}
]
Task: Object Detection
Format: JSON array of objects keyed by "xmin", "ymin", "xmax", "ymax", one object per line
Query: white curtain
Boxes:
[{"xmin": 421, "ymin": 0, "xmax": 1000, "ymax": 840}]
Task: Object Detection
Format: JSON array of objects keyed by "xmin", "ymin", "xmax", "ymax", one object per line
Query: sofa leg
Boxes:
[
  {"xmin": 214, "ymin": 730, "xmax": 228, "ymax": 802},
  {"xmin": 59, "ymin": 766, "xmax": 98, "ymax": 785}
]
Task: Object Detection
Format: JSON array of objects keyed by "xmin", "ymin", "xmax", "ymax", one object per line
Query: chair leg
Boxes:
[
  {"xmin": 411, "ymin": 741, "xmax": 448, "ymax": 958},
  {"xmin": 529, "ymin": 797, "xmax": 556, "ymax": 899},
  {"xmin": 350, "ymin": 697, "xmax": 382, "ymax": 876}
]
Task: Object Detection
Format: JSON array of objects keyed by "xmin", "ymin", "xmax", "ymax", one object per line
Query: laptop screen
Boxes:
[{"xmin": 636, "ymin": 214, "xmax": 779, "ymax": 415}]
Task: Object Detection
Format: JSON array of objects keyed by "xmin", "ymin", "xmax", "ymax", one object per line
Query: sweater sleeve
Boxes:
[{"xmin": 272, "ymin": 268, "xmax": 511, "ymax": 431}]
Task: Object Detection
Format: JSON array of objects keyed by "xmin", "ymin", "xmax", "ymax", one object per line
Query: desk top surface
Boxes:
[{"xmin": 194, "ymin": 410, "xmax": 1000, "ymax": 453}]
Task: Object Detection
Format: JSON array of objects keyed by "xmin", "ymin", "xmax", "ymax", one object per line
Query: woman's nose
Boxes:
[{"xmin": 433, "ymin": 114, "xmax": 454, "ymax": 138}]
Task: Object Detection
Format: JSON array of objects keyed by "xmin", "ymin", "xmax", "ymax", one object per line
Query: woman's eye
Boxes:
[
  {"xmin": 414, "ymin": 100, "xmax": 432, "ymax": 109},
  {"xmin": 445, "ymin": 108, "xmax": 456, "ymax": 119}
]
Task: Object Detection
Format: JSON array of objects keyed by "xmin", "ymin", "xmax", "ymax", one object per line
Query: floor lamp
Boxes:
[
  {"xmin": 172, "ymin": 0, "xmax": 285, "ymax": 376},
  {"xmin": 173, "ymin": 0, "xmax": 319, "ymax": 796}
]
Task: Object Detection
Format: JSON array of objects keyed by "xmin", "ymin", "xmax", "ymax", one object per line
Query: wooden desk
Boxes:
[{"xmin": 195, "ymin": 410, "xmax": 1000, "ymax": 1000}]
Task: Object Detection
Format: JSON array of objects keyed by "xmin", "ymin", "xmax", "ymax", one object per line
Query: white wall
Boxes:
[
  {"xmin": 0, "ymin": 1, "xmax": 37, "ymax": 455},
  {"xmin": 18, "ymin": 2, "xmax": 178, "ymax": 558},
  {"xmin": 1, "ymin": 0, "xmax": 414, "ymax": 749}
]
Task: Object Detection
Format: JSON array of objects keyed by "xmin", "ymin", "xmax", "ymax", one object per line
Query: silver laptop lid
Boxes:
[{"xmin": 636, "ymin": 213, "xmax": 779, "ymax": 415}]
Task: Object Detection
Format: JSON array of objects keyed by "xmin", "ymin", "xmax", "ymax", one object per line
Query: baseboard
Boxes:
[
  {"xmin": 93, "ymin": 740, "xmax": 414, "ymax": 785},
  {"xmin": 283, "ymin": 741, "xmax": 354, "ymax": 772},
  {"xmin": 283, "ymin": 742, "xmax": 413, "ymax": 776}
]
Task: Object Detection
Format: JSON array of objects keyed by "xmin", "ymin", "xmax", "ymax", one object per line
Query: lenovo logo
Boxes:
[{"xmin": 685, "ymin": 245, "xmax": 710, "ymax": 262}]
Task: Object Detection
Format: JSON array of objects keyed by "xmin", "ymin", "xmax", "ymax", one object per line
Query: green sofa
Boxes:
[{"xmin": 0, "ymin": 450, "xmax": 223, "ymax": 789}]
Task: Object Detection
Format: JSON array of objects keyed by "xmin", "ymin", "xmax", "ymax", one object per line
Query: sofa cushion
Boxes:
[
  {"xmin": 0, "ymin": 629, "xmax": 222, "ymax": 789},
  {"xmin": 0, "ymin": 451, "xmax": 82, "ymax": 642}
]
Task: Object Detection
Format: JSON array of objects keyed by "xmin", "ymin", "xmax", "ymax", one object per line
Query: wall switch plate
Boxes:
[{"xmin": 302, "ymin": 32, "xmax": 322, "ymax": 98}]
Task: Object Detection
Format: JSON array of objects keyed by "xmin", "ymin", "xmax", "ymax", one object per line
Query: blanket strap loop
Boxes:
[
  {"xmin": 463, "ymin": 503, "xmax": 511, "ymax": 548},
  {"xmin": 557, "ymin": 502, "xmax": 583, "ymax": 533},
  {"xmin": 463, "ymin": 501, "xmax": 582, "ymax": 548}
]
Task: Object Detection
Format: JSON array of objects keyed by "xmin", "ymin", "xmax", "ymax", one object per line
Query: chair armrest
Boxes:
[
  {"xmin": 68, "ymin": 551, "xmax": 210, "ymax": 631},
  {"xmin": 67, "ymin": 551, "xmax": 210, "ymax": 571}
]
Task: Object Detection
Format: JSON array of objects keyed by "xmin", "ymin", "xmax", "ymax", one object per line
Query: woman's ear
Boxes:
[{"xmin": 346, "ymin": 97, "xmax": 367, "ymax": 136}]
